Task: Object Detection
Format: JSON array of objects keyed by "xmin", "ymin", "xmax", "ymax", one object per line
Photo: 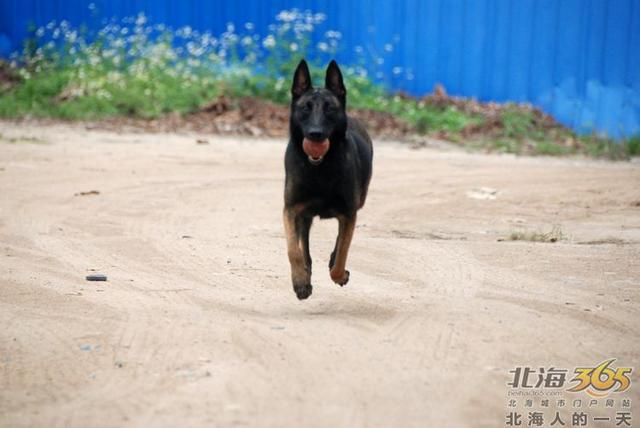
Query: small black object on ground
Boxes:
[{"xmin": 86, "ymin": 274, "xmax": 107, "ymax": 281}]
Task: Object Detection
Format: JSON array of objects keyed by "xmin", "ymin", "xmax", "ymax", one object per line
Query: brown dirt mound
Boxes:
[
  {"xmin": 0, "ymin": 60, "xmax": 21, "ymax": 92},
  {"xmin": 86, "ymin": 96, "xmax": 413, "ymax": 139},
  {"xmin": 420, "ymin": 84, "xmax": 566, "ymax": 139},
  {"xmin": 9, "ymin": 83, "xmax": 579, "ymax": 150}
]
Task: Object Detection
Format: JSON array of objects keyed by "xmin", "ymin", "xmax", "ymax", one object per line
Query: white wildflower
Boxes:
[
  {"xmin": 96, "ymin": 89, "xmax": 112, "ymax": 99},
  {"xmin": 262, "ymin": 35, "xmax": 276, "ymax": 48},
  {"xmin": 275, "ymin": 77, "xmax": 285, "ymax": 91},
  {"xmin": 277, "ymin": 10, "xmax": 297, "ymax": 22},
  {"xmin": 135, "ymin": 13, "xmax": 147, "ymax": 26},
  {"xmin": 66, "ymin": 30, "xmax": 77, "ymax": 43}
]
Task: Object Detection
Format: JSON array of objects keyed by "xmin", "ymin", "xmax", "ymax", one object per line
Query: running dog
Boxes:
[{"xmin": 283, "ymin": 59, "xmax": 373, "ymax": 300}]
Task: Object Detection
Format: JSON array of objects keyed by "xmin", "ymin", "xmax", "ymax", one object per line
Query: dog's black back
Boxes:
[{"xmin": 284, "ymin": 60, "xmax": 373, "ymax": 218}]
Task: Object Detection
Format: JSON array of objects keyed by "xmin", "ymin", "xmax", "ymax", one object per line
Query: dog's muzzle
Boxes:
[{"xmin": 303, "ymin": 138, "xmax": 330, "ymax": 165}]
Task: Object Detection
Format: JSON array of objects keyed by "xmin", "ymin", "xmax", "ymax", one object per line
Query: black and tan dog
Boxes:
[{"xmin": 283, "ymin": 59, "xmax": 373, "ymax": 300}]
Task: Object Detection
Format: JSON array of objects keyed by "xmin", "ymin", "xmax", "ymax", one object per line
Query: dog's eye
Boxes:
[
  {"xmin": 323, "ymin": 101, "xmax": 333, "ymax": 112},
  {"xmin": 304, "ymin": 102, "xmax": 313, "ymax": 111}
]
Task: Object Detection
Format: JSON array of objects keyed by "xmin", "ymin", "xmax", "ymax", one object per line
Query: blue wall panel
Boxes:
[{"xmin": 0, "ymin": 0, "xmax": 638, "ymax": 139}]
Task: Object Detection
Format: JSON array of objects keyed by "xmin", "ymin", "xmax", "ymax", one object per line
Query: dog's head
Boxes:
[{"xmin": 290, "ymin": 59, "xmax": 347, "ymax": 165}]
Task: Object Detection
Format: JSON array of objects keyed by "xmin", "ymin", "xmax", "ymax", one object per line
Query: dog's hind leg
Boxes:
[
  {"xmin": 329, "ymin": 214, "xmax": 356, "ymax": 286},
  {"xmin": 284, "ymin": 207, "xmax": 313, "ymax": 299}
]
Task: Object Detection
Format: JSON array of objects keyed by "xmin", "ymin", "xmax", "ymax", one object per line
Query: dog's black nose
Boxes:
[{"xmin": 308, "ymin": 130, "xmax": 323, "ymax": 141}]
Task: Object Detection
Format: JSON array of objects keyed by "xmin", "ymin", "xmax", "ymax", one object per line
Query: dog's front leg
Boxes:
[
  {"xmin": 283, "ymin": 206, "xmax": 313, "ymax": 299},
  {"xmin": 329, "ymin": 214, "xmax": 356, "ymax": 286}
]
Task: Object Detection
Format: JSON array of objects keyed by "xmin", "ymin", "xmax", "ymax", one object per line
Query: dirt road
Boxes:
[{"xmin": 1, "ymin": 122, "xmax": 639, "ymax": 427}]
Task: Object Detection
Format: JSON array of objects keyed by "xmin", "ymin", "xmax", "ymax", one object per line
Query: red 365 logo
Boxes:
[{"xmin": 568, "ymin": 359, "xmax": 633, "ymax": 397}]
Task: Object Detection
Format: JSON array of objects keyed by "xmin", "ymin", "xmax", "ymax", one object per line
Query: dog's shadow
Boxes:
[
  {"xmin": 288, "ymin": 298, "xmax": 398, "ymax": 323},
  {"xmin": 204, "ymin": 294, "xmax": 398, "ymax": 324}
]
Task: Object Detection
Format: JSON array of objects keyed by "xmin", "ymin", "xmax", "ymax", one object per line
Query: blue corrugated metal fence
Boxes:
[{"xmin": 0, "ymin": 0, "xmax": 638, "ymax": 138}]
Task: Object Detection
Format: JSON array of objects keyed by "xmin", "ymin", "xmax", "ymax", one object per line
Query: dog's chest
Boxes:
[
  {"xmin": 296, "ymin": 178, "xmax": 350, "ymax": 218},
  {"xmin": 303, "ymin": 194, "xmax": 345, "ymax": 219}
]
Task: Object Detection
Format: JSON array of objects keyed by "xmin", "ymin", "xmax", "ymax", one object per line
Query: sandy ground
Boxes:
[{"xmin": 0, "ymin": 121, "xmax": 639, "ymax": 428}]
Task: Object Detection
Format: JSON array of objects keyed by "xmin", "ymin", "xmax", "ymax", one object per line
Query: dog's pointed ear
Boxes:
[
  {"xmin": 325, "ymin": 60, "xmax": 346, "ymax": 100},
  {"xmin": 292, "ymin": 59, "xmax": 312, "ymax": 98}
]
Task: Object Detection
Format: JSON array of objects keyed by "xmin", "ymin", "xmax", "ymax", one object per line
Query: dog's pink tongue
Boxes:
[{"xmin": 303, "ymin": 138, "xmax": 330, "ymax": 159}]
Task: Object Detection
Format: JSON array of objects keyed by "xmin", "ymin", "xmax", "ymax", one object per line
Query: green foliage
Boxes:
[
  {"xmin": 507, "ymin": 225, "xmax": 566, "ymax": 243},
  {"xmin": 624, "ymin": 135, "xmax": 640, "ymax": 156},
  {"xmin": 414, "ymin": 106, "xmax": 480, "ymax": 133},
  {"xmin": 1, "ymin": 11, "xmax": 333, "ymax": 118},
  {"xmin": 500, "ymin": 107, "xmax": 544, "ymax": 140},
  {"xmin": 0, "ymin": 67, "xmax": 71, "ymax": 115},
  {"xmin": 346, "ymin": 88, "xmax": 482, "ymax": 134},
  {"xmin": 533, "ymin": 141, "xmax": 572, "ymax": 156},
  {"xmin": 576, "ymin": 134, "xmax": 630, "ymax": 160},
  {"xmin": 488, "ymin": 139, "xmax": 522, "ymax": 154}
]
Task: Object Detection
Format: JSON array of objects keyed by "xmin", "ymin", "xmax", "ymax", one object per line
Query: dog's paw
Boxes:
[
  {"xmin": 330, "ymin": 269, "xmax": 350, "ymax": 286},
  {"xmin": 293, "ymin": 283, "xmax": 313, "ymax": 300}
]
